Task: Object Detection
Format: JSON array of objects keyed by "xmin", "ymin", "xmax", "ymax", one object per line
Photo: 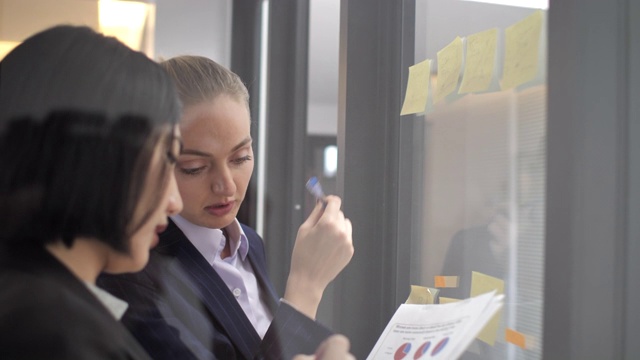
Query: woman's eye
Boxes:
[
  {"xmin": 179, "ymin": 167, "xmax": 205, "ymax": 175},
  {"xmin": 232, "ymin": 155, "xmax": 252, "ymax": 165}
]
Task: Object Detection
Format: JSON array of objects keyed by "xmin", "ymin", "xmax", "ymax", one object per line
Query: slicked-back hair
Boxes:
[
  {"xmin": 159, "ymin": 55, "xmax": 249, "ymax": 110},
  {"xmin": 0, "ymin": 25, "xmax": 181, "ymax": 252}
]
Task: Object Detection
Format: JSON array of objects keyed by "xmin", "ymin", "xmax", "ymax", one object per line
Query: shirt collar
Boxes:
[
  {"xmin": 84, "ymin": 281, "xmax": 128, "ymax": 320},
  {"xmin": 170, "ymin": 215, "xmax": 249, "ymax": 265}
]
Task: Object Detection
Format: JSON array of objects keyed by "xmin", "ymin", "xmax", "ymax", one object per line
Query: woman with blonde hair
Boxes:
[{"xmin": 100, "ymin": 55, "xmax": 354, "ymax": 360}]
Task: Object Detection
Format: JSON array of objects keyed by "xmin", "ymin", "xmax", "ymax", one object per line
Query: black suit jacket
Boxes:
[
  {"xmin": 99, "ymin": 220, "xmax": 333, "ymax": 360},
  {"xmin": 0, "ymin": 246, "xmax": 151, "ymax": 360}
]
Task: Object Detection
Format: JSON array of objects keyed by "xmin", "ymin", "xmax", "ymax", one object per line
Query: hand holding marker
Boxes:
[{"xmin": 306, "ymin": 176, "xmax": 326, "ymax": 203}]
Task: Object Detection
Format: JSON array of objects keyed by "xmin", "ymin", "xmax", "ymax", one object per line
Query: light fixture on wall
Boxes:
[
  {"xmin": 0, "ymin": 0, "xmax": 155, "ymax": 61},
  {"xmin": 0, "ymin": 41, "xmax": 19, "ymax": 61},
  {"xmin": 99, "ymin": 0, "xmax": 155, "ymax": 55}
]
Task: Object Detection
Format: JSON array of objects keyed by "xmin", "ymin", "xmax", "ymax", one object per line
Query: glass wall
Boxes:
[{"xmin": 409, "ymin": 1, "xmax": 547, "ymax": 358}]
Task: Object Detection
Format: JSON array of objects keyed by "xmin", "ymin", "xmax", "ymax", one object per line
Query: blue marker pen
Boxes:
[{"xmin": 305, "ymin": 176, "xmax": 326, "ymax": 202}]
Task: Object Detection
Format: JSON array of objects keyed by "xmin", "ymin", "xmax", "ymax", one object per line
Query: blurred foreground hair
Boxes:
[{"xmin": 0, "ymin": 25, "xmax": 181, "ymax": 252}]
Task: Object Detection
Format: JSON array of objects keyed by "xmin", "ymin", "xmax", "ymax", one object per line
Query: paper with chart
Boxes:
[{"xmin": 367, "ymin": 291, "xmax": 503, "ymax": 360}]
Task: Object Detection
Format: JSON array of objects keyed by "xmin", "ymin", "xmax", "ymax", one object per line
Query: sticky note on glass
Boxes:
[
  {"xmin": 434, "ymin": 275, "xmax": 459, "ymax": 288},
  {"xmin": 405, "ymin": 285, "xmax": 439, "ymax": 304},
  {"xmin": 434, "ymin": 36, "xmax": 463, "ymax": 103},
  {"xmin": 459, "ymin": 28, "xmax": 498, "ymax": 94},
  {"xmin": 400, "ymin": 59, "xmax": 432, "ymax": 115},
  {"xmin": 438, "ymin": 296, "xmax": 460, "ymax": 304},
  {"xmin": 470, "ymin": 271, "xmax": 505, "ymax": 346},
  {"xmin": 505, "ymin": 328, "xmax": 527, "ymax": 349},
  {"xmin": 501, "ymin": 10, "xmax": 543, "ymax": 90}
]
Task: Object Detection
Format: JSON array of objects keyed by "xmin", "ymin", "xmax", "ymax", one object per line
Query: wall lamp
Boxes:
[{"xmin": 0, "ymin": 0, "xmax": 155, "ymax": 60}]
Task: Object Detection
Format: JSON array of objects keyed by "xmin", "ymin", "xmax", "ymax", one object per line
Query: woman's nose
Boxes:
[
  {"xmin": 167, "ymin": 174, "xmax": 183, "ymax": 215},
  {"xmin": 210, "ymin": 167, "xmax": 236, "ymax": 195}
]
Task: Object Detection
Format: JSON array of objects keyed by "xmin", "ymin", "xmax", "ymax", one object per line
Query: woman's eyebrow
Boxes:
[
  {"xmin": 180, "ymin": 148, "xmax": 211, "ymax": 157},
  {"xmin": 180, "ymin": 137, "xmax": 252, "ymax": 157},
  {"xmin": 231, "ymin": 137, "xmax": 252, "ymax": 152}
]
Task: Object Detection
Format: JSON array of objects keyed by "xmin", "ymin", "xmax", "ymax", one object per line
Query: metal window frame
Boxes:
[
  {"xmin": 333, "ymin": 0, "xmax": 417, "ymax": 357},
  {"xmin": 544, "ymin": 0, "xmax": 638, "ymax": 358}
]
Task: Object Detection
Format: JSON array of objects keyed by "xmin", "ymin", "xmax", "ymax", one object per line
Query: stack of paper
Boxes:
[{"xmin": 367, "ymin": 291, "xmax": 503, "ymax": 360}]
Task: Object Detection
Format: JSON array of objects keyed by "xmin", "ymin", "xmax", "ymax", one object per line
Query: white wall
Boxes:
[
  {"xmin": 155, "ymin": 0, "xmax": 339, "ymax": 135},
  {"xmin": 154, "ymin": 0, "xmax": 231, "ymax": 67},
  {"xmin": 307, "ymin": 0, "xmax": 340, "ymax": 136}
]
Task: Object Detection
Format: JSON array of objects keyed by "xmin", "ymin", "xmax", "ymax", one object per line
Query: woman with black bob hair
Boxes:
[{"xmin": 0, "ymin": 25, "xmax": 183, "ymax": 359}]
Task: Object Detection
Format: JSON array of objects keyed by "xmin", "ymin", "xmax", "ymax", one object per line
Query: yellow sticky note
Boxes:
[
  {"xmin": 459, "ymin": 28, "xmax": 498, "ymax": 94},
  {"xmin": 434, "ymin": 275, "xmax": 459, "ymax": 288},
  {"xmin": 470, "ymin": 271, "xmax": 505, "ymax": 346},
  {"xmin": 505, "ymin": 328, "xmax": 527, "ymax": 349},
  {"xmin": 400, "ymin": 59, "xmax": 431, "ymax": 115},
  {"xmin": 438, "ymin": 296, "xmax": 460, "ymax": 304},
  {"xmin": 405, "ymin": 285, "xmax": 439, "ymax": 304},
  {"xmin": 501, "ymin": 10, "xmax": 543, "ymax": 90},
  {"xmin": 434, "ymin": 36, "xmax": 463, "ymax": 103}
]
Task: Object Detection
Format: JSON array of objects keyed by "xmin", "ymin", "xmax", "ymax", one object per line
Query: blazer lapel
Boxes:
[
  {"xmin": 156, "ymin": 221, "xmax": 261, "ymax": 360},
  {"xmin": 242, "ymin": 225, "xmax": 280, "ymax": 312}
]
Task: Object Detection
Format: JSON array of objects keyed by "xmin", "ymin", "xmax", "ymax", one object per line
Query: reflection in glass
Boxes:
[
  {"xmin": 324, "ymin": 145, "xmax": 338, "ymax": 178},
  {"xmin": 412, "ymin": 1, "xmax": 547, "ymax": 358}
]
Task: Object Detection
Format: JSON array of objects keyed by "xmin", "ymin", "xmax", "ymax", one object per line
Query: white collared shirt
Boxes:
[
  {"xmin": 85, "ymin": 281, "xmax": 129, "ymax": 320},
  {"xmin": 171, "ymin": 215, "xmax": 273, "ymax": 338}
]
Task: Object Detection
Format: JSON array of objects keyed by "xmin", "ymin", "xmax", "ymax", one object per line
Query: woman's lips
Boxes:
[
  {"xmin": 151, "ymin": 224, "xmax": 168, "ymax": 248},
  {"xmin": 205, "ymin": 202, "xmax": 234, "ymax": 217},
  {"xmin": 156, "ymin": 224, "xmax": 168, "ymax": 234}
]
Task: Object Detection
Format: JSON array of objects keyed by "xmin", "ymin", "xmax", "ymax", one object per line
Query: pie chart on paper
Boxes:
[
  {"xmin": 394, "ymin": 342, "xmax": 412, "ymax": 360},
  {"xmin": 413, "ymin": 341, "xmax": 431, "ymax": 359},
  {"xmin": 431, "ymin": 337, "xmax": 449, "ymax": 356}
]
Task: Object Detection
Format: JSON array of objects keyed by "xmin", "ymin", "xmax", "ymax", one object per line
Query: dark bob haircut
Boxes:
[{"xmin": 0, "ymin": 25, "xmax": 181, "ymax": 252}]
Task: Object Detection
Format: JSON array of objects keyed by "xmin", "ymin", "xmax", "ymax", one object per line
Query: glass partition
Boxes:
[{"xmin": 409, "ymin": 1, "xmax": 547, "ymax": 358}]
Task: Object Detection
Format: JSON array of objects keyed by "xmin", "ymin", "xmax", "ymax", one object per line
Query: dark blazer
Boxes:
[
  {"xmin": 98, "ymin": 220, "xmax": 333, "ymax": 360},
  {"xmin": 0, "ymin": 246, "xmax": 151, "ymax": 360}
]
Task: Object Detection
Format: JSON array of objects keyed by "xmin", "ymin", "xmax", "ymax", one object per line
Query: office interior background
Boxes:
[{"xmin": 1, "ymin": 0, "xmax": 638, "ymax": 358}]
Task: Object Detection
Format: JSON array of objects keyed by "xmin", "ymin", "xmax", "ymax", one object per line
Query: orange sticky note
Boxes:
[
  {"xmin": 434, "ymin": 276, "xmax": 459, "ymax": 288},
  {"xmin": 505, "ymin": 328, "xmax": 526, "ymax": 349}
]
